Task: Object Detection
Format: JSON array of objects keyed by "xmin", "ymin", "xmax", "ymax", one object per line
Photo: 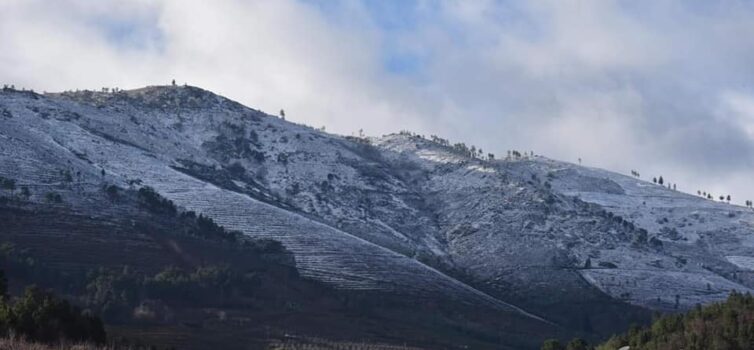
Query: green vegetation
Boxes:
[
  {"xmin": 543, "ymin": 292, "xmax": 754, "ymax": 350},
  {"xmin": 84, "ymin": 264, "xmax": 260, "ymax": 322},
  {"xmin": 0, "ymin": 270, "xmax": 106, "ymax": 345},
  {"xmin": 597, "ymin": 291, "xmax": 754, "ymax": 350}
]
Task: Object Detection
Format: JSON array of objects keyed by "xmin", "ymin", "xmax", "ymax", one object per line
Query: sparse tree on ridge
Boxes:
[
  {"xmin": 658, "ymin": 176, "xmax": 664, "ymax": 185},
  {"xmin": 280, "ymin": 109, "xmax": 286, "ymax": 120}
]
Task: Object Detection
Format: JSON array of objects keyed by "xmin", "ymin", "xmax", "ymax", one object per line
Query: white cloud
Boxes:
[{"xmin": 1, "ymin": 0, "xmax": 754, "ymax": 203}]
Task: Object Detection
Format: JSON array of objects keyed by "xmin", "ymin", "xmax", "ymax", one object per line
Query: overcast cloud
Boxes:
[{"xmin": 1, "ymin": 0, "xmax": 754, "ymax": 204}]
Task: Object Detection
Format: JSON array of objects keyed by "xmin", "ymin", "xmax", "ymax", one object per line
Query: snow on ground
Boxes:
[
  {"xmin": 2, "ymin": 85, "xmax": 753, "ymax": 316},
  {"xmin": 726, "ymin": 256, "xmax": 754, "ymax": 270}
]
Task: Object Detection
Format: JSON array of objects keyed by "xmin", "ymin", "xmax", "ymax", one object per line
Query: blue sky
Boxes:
[{"xmin": 2, "ymin": 0, "xmax": 754, "ymax": 203}]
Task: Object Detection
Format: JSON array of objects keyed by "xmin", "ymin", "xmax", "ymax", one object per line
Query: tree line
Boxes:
[{"xmin": 542, "ymin": 291, "xmax": 754, "ymax": 350}]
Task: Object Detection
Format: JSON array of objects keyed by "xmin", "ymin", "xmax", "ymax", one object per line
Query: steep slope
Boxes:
[
  {"xmin": 373, "ymin": 135, "xmax": 753, "ymax": 317},
  {"xmin": 542, "ymin": 159, "xmax": 754, "ymax": 308},
  {"xmin": 0, "ymin": 86, "xmax": 559, "ymax": 346},
  {"xmin": 2, "ymin": 84, "xmax": 753, "ymax": 346}
]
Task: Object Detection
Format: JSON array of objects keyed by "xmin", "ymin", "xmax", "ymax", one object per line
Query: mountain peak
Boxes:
[{"xmin": 47, "ymin": 84, "xmax": 244, "ymax": 113}]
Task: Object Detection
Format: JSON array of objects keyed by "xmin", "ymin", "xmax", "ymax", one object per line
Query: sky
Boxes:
[{"xmin": 1, "ymin": 0, "xmax": 754, "ymax": 204}]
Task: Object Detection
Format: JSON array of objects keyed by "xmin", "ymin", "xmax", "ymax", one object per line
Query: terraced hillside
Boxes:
[{"xmin": 1, "ymin": 84, "xmax": 753, "ymax": 347}]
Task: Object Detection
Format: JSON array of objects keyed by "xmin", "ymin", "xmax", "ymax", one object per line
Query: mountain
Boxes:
[{"xmin": 0, "ymin": 84, "xmax": 752, "ymax": 349}]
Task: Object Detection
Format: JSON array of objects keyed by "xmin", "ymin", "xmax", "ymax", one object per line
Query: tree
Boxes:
[
  {"xmin": 10, "ymin": 286, "xmax": 106, "ymax": 344},
  {"xmin": 584, "ymin": 257, "xmax": 592, "ymax": 269},
  {"xmin": 653, "ymin": 177, "xmax": 657, "ymax": 184},
  {"xmin": 596, "ymin": 291, "xmax": 754, "ymax": 350},
  {"xmin": 727, "ymin": 195, "xmax": 731, "ymax": 203},
  {"xmin": 565, "ymin": 338, "xmax": 589, "ymax": 350},
  {"xmin": 280, "ymin": 109, "xmax": 286, "ymax": 120},
  {"xmin": 171, "ymin": 79, "xmax": 176, "ymax": 86},
  {"xmin": 658, "ymin": 176, "xmax": 664, "ymax": 185},
  {"xmin": 541, "ymin": 339, "xmax": 564, "ymax": 350}
]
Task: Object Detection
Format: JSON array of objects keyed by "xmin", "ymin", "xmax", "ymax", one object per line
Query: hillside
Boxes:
[
  {"xmin": 0, "ymin": 84, "xmax": 753, "ymax": 348},
  {"xmin": 595, "ymin": 291, "xmax": 754, "ymax": 350}
]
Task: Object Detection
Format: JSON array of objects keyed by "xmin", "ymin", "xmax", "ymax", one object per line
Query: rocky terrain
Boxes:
[{"xmin": 0, "ymin": 84, "xmax": 752, "ymax": 348}]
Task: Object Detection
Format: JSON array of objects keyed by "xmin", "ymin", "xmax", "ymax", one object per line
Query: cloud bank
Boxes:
[{"xmin": 1, "ymin": 0, "xmax": 754, "ymax": 203}]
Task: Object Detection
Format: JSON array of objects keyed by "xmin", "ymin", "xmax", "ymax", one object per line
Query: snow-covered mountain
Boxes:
[{"xmin": 1, "ymin": 84, "xmax": 752, "ymax": 334}]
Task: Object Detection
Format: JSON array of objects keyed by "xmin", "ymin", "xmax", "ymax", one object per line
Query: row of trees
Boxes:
[
  {"xmin": 402, "ymin": 131, "xmax": 500, "ymax": 160},
  {"xmin": 651, "ymin": 176, "xmax": 677, "ymax": 190},
  {"xmin": 649, "ymin": 173, "xmax": 750, "ymax": 206},
  {"xmin": 696, "ymin": 190, "xmax": 734, "ymax": 203}
]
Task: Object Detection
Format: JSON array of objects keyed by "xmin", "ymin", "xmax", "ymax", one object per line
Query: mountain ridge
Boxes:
[{"xmin": 2, "ymin": 84, "xmax": 753, "ymax": 347}]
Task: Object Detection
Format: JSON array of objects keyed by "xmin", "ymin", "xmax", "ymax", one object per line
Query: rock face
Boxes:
[{"xmin": 0, "ymin": 85, "xmax": 752, "ymax": 328}]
